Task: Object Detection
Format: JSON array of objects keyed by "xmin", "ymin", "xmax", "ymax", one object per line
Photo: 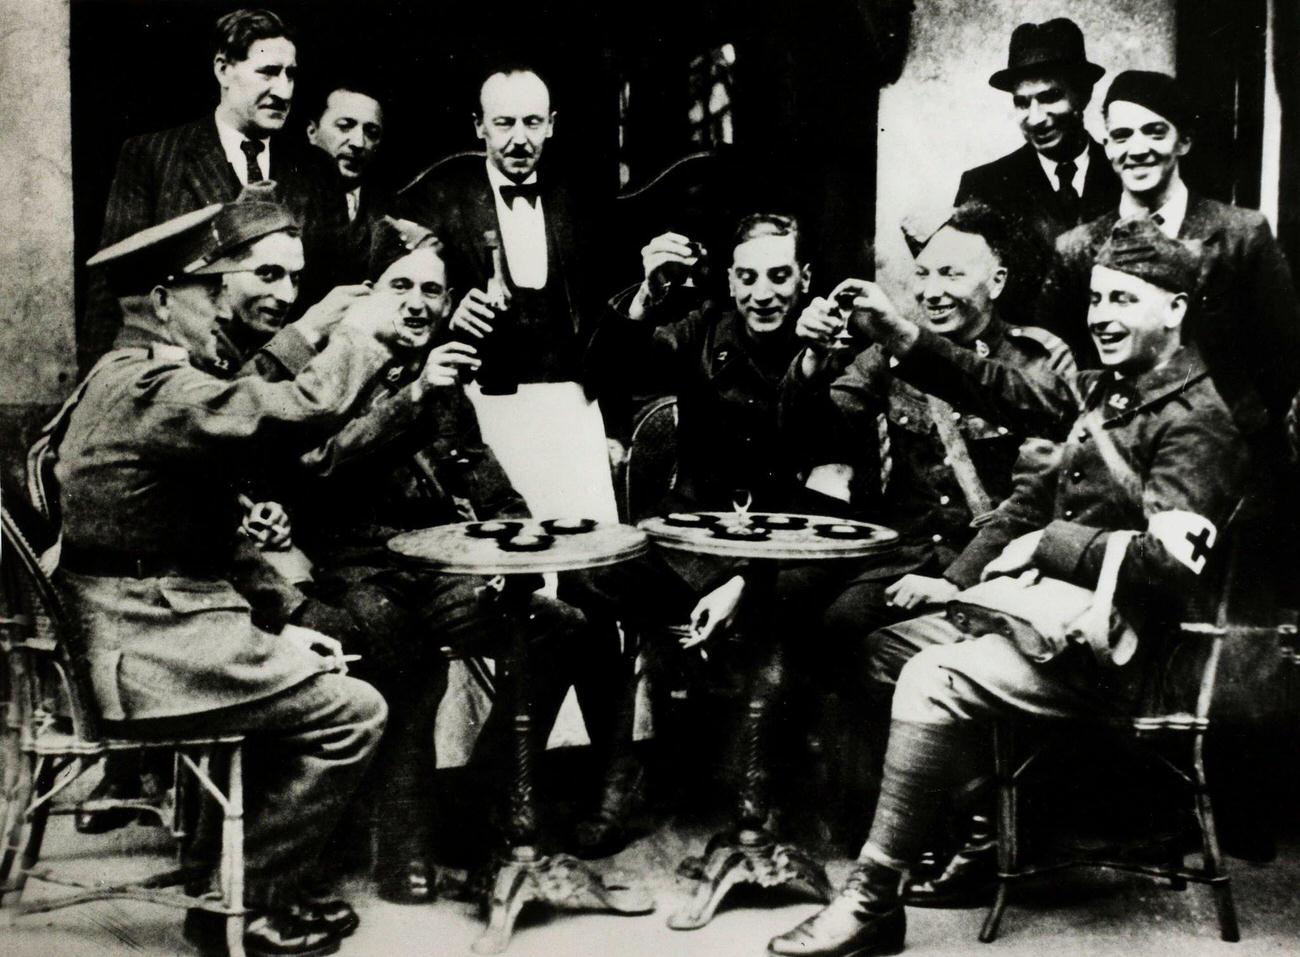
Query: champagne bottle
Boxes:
[{"xmin": 477, "ymin": 228, "xmax": 518, "ymax": 395}]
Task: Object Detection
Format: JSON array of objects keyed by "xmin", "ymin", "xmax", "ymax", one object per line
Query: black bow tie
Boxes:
[{"xmin": 499, "ymin": 181, "xmax": 541, "ymax": 208}]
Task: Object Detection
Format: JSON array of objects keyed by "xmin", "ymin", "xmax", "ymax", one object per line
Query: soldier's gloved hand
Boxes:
[
  {"xmin": 840, "ymin": 279, "xmax": 919, "ymax": 356},
  {"xmin": 412, "ymin": 341, "xmax": 480, "ymax": 400},
  {"xmin": 682, "ymin": 574, "xmax": 746, "ymax": 651},
  {"xmin": 885, "ymin": 574, "xmax": 959, "ymax": 610},
  {"xmin": 237, "ymin": 495, "xmax": 292, "ymax": 550},
  {"xmin": 981, "ymin": 530, "xmax": 1045, "ymax": 582},
  {"xmin": 449, "ymin": 288, "xmax": 496, "ymax": 340},
  {"xmin": 295, "ymin": 283, "xmax": 372, "ymax": 346}
]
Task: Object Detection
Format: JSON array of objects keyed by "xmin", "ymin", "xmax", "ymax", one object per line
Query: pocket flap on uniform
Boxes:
[{"xmin": 158, "ymin": 582, "xmax": 251, "ymax": 615}]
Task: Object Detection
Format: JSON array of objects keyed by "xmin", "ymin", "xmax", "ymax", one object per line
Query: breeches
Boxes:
[{"xmin": 880, "ymin": 612, "xmax": 1124, "ymax": 726}]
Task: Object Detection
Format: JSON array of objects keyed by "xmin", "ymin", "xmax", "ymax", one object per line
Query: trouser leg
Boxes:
[{"xmin": 131, "ymin": 673, "xmax": 386, "ymax": 907}]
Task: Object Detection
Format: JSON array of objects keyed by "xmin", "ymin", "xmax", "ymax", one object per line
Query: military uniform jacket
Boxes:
[
  {"xmin": 896, "ymin": 330, "xmax": 1245, "ymax": 620},
  {"xmin": 780, "ymin": 318, "xmax": 1074, "ymax": 579},
  {"xmin": 587, "ymin": 286, "xmax": 807, "ymax": 513},
  {"xmin": 252, "ymin": 330, "xmax": 528, "ymax": 570},
  {"xmin": 51, "ymin": 321, "xmax": 390, "ymax": 721},
  {"xmin": 1034, "ymin": 193, "xmax": 1300, "ymax": 434}
]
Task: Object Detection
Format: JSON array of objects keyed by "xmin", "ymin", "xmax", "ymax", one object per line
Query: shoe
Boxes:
[
  {"xmin": 184, "ymin": 907, "xmax": 340, "ymax": 957},
  {"xmin": 287, "ymin": 896, "xmax": 360, "ymax": 938},
  {"xmin": 572, "ymin": 755, "xmax": 645, "ymax": 860},
  {"xmin": 376, "ymin": 858, "xmax": 435, "ymax": 905},
  {"xmin": 903, "ymin": 839, "xmax": 996, "ymax": 908},
  {"xmin": 768, "ymin": 863, "xmax": 905, "ymax": 957}
]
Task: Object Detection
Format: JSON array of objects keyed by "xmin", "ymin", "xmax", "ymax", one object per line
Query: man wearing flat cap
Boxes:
[
  {"xmin": 45, "ymin": 199, "xmax": 412, "ymax": 956},
  {"xmin": 769, "ymin": 217, "xmax": 1244, "ymax": 957},
  {"xmin": 955, "ymin": 18, "xmax": 1121, "ymax": 326}
]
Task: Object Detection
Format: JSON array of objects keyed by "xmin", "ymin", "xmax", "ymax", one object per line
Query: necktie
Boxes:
[
  {"xmin": 1055, "ymin": 160, "xmax": 1080, "ymax": 224},
  {"xmin": 499, "ymin": 181, "xmax": 541, "ymax": 208},
  {"xmin": 239, "ymin": 139, "xmax": 265, "ymax": 184}
]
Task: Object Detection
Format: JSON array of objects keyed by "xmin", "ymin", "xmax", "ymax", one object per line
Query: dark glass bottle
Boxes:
[{"xmin": 476, "ymin": 228, "xmax": 519, "ymax": 395}]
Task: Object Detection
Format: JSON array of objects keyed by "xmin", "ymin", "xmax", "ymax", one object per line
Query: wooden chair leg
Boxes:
[
  {"xmin": 221, "ymin": 745, "xmax": 246, "ymax": 957},
  {"xmin": 0, "ymin": 751, "xmax": 37, "ymax": 895},
  {"xmin": 1193, "ymin": 738, "xmax": 1239, "ymax": 943},
  {"xmin": 4, "ymin": 755, "xmax": 55, "ymax": 907},
  {"xmin": 980, "ymin": 723, "xmax": 1015, "ymax": 944}
]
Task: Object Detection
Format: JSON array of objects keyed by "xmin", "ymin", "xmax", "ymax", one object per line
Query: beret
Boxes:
[{"xmin": 1103, "ymin": 70, "xmax": 1196, "ymax": 132}]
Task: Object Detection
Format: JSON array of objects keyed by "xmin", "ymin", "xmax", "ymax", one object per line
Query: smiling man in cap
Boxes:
[
  {"xmin": 47, "ymin": 198, "xmax": 416, "ymax": 957},
  {"xmin": 768, "ymin": 216, "xmax": 1244, "ymax": 957}
]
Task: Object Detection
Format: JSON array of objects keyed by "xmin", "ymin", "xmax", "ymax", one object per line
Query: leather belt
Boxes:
[{"xmin": 60, "ymin": 545, "xmax": 222, "ymax": 580}]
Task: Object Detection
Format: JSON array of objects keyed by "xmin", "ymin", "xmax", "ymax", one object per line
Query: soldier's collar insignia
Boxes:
[{"xmin": 974, "ymin": 339, "xmax": 990, "ymax": 358}]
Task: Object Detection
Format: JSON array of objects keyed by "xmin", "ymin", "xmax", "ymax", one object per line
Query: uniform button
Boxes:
[
  {"xmin": 997, "ymin": 426, "xmax": 1009, "ymax": 436},
  {"xmin": 1064, "ymin": 509, "xmax": 1075, "ymax": 519},
  {"xmin": 942, "ymin": 456, "xmax": 952, "ymax": 466},
  {"xmin": 951, "ymin": 411, "xmax": 962, "ymax": 421},
  {"xmin": 939, "ymin": 495, "xmax": 951, "ymax": 505},
  {"xmin": 1071, "ymin": 470, "xmax": 1083, "ymax": 482},
  {"xmin": 931, "ymin": 534, "xmax": 943, "ymax": 543},
  {"xmin": 899, "ymin": 415, "xmax": 909, "ymax": 425}
]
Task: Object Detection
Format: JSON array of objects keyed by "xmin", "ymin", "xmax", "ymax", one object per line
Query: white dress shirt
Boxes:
[
  {"xmin": 1036, "ymin": 143, "xmax": 1089, "ymax": 197},
  {"xmin": 486, "ymin": 159, "xmax": 547, "ymax": 289},
  {"xmin": 1119, "ymin": 176, "xmax": 1189, "ymax": 238},
  {"xmin": 345, "ymin": 187, "xmax": 361, "ymax": 222},
  {"xmin": 214, "ymin": 113, "xmax": 270, "ymax": 186}
]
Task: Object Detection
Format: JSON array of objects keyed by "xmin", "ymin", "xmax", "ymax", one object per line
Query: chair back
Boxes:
[
  {"xmin": 624, "ymin": 396, "xmax": 679, "ymax": 523},
  {"xmin": 1, "ymin": 500, "xmax": 105, "ymax": 743}
]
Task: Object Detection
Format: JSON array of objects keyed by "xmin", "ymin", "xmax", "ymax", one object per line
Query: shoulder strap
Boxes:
[{"xmin": 925, "ymin": 394, "xmax": 995, "ymax": 520}]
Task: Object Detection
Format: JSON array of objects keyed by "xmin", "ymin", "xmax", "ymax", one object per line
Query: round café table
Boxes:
[
  {"xmin": 388, "ymin": 519, "xmax": 654, "ymax": 954},
  {"xmin": 638, "ymin": 511, "xmax": 899, "ymax": 931}
]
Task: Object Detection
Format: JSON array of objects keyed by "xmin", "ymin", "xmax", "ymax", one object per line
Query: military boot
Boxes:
[{"xmin": 768, "ymin": 860, "xmax": 905, "ymax": 957}]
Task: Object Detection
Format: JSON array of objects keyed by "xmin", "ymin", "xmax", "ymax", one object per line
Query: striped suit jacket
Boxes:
[{"xmin": 82, "ymin": 115, "xmax": 334, "ymax": 369}]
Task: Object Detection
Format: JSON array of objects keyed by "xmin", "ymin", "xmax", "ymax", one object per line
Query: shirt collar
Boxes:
[
  {"xmin": 214, "ymin": 111, "xmax": 270, "ymax": 179},
  {"xmin": 1035, "ymin": 141, "xmax": 1089, "ymax": 193},
  {"xmin": 486, "ymin": 158, "xmax": 538, "ymax": 195},
  {"xmin": 1097, "ymin": 345, "xmax": 1207, "ymax": 420},
  {"xmin": 1118, "ymin": 175, "xmax": 1188, "ymax": 237}
]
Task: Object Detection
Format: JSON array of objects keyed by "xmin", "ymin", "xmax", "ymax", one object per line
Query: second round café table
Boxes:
[
  {"xmin": 388, "ymin": 519, "xmax": 655, "ymax": 954},
  {"xmin": 638, "ymin": 510, "xmax": 899, "ymax": 931}
]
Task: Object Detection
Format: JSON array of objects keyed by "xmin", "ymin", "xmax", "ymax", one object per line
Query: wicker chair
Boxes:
[
  {"xmin": 0, "ymin": 501, "xmax": 248, "ymax": 956},
  {"xmin": 978, "ymin": 507, "xmax": 1287, "ymax": 944}
]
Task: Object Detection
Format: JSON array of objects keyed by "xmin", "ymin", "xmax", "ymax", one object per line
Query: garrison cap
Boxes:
[
  {"xmin": 1103, "ymin": 70, "xmax": 1196, "ymax": 132},
  {"xmin": 367, "ymin": 215, "xmax": 441, "ymax": 281},
  {"xmin": 87, "ymin": 182, "xmax": 300, "ymax": 296},
  {"xmin": 1095, "ymin": 217, "xmax": 1200, "ymax": 294}
]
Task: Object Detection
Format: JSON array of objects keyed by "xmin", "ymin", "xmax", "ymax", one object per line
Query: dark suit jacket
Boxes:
[
  {"xmin": 956, "ymin": 139, "xmax": 1121, "ymax": 329},
  {"xmin": 83, "ymin": 116, "xmax": 332, "ymax": 368},
  {"xmin": 396, "ymin": 155, "xmax": 607, "ymax": 363},
  {"xmin": 957, "ymin": 139, "xmax": 1120, "ymax": 246},
  {"xmin": 301, "ymin": 179, "xmax": 395, "ymax": 306},
  {"xmin": 1036, "ymin": 192, "xmax": 1300, "ymax": 433}
]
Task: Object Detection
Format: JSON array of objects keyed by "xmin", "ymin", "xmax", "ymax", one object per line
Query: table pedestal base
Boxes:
[
  {"xmin": 668, "ymin": 828, "xmax": 832, "ymax": 930},
  {"xmin": 474, "ymin": 848, "xmax": 654, "ymax": 954}
]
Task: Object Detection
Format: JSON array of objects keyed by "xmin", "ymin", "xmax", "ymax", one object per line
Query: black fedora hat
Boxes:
[{"xmin": 989, "ymin": 18, "xmax": 1105, "ymax": 92}]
